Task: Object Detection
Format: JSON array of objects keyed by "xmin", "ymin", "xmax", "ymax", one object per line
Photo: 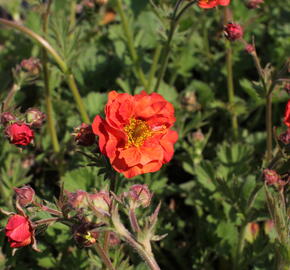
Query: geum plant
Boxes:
[{"xmin": 0, "ymin": 0, "xmax": 289, "ymax": 269}]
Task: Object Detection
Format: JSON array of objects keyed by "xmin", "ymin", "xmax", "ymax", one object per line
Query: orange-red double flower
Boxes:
[
  {"xmin": 198, "ymin": 0, "xmax": 230, "ymax": 9},
  {"xmin": 92, "ymin": 91, "xmax": 178, "ymax": 178}
]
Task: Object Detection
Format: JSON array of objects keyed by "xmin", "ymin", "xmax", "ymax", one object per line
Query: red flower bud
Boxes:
[
  {"xmin": 5, "ymin": 123, "xmax": 34, "ymax": 146},
  {"xmin": 26, "ymin": 108, "xmax": 46, "ymax": 128},
  {"xmin": 284, "ymin": 100, "xmax": 290, "ymax": 127},
  {"xmin": 245, "ymin": 43, "xmax": 255, "ymax": 54},
  {"xmin": 263, "ymin": 169, "xmax": 281, "ymax": 185},
  {"xmin": 246, "ymin": 0, "xmax": 264, "ymax": 9},
  {"xmin": 73, "ymin": 123, "xmax": 96, "ymax": 146},
  {"xmin": 20, "ymin": 57, "xmax": 41, "ymax": 76},
  {"xmin": 5, "ymin": 214, "xmax": 33, "ymax": 248},
  {"xmin": 128, "ymin": 184, "xmax": 152, "ymax": 208},
  {"xmin": 0, "ymin": 112, "xmax": 16, "ymax": 125},
  {"xmin": 14, "ymin": 186, "xmax": 35, "ymax": 207},
  {"xmin": 224, "ymin": 23, "xmax": 243, "ymax": 41},
  {"xmin": 245, "ymin": 222, "xmax": 259, "ymax": 243}
]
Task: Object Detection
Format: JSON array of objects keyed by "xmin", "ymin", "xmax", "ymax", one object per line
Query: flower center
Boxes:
[{"xmin": 124, "ymin": 119, "xmax": 153, "ymax": 147}]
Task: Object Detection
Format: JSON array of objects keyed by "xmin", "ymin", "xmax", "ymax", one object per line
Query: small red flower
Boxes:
[
  {"xmin": 224, "ymin": 23, "xmax": 243, "ymax": 41},
  {"xmin": 5, "ymin": 215, "xmax": 33, "ymax": 248},
  {"xmin": 283, "ymin": 100, "xmax": 290, "ymax": 127},
  {"xmin": 198, "ymin": 0, "xmax": 230, "ymax": 9},
  {"xmin": 5, "ymin": 123, "xmax": 34, "ymax": 146},
  {"xmin": 92, "ymin": 91, "xmax": 178, "ymax": 178}
]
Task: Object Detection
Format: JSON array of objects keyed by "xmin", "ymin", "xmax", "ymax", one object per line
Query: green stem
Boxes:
[
  {"xmin": 95, "ymin": 243, "xmax": 116, "ymax": 270},
  {"xmin": 42, "ymin": 0, "xmax": 60, "ymax": 153},
  {"xmin": 154, "ymin": 0, "xmax": 197, "ymax": 91},
  {"xmin": 2, "ymin": 83, "xmax": 20, "ymax": 111},
  {"xmin": 0, "ymin": 18, "xmax": 90, "ymax": 123},
  {"xmin": 115, "ymin": 0, "xmax": 147, "ymax": 89},
  {"xmin": 147, "ymin": 45, "xmax": 162, "ymax": 93},
  {"xmin": 65, "ymin": 74, "xmax": 90, "ymax": 123},
  {"xmin": 266, "ymin": 93, "xmax": 272, "ymax": 163},
  {"xmin": 225, "ymin": 40, "xmax": 238, "ymax": 140}
]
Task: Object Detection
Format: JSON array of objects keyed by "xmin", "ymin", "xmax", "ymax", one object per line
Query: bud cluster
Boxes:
[{"xmin": 1, "ymin": 108, "xmax": 46, "ymax": 147}]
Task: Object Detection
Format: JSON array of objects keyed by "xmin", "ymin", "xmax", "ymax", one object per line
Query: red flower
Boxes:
[
  {"xmin": 224, "ymin": 23, "xmax": 243, "ymax": 41},
  {"xmin": 5, "ymin": 123, "xmax": 34, "ymax": 146},
  {"xmin": 198, "ymin": 0, "xmax": 230, "ymax": 9},
  {"xmin": 92, "ymin": 91, "xmax": 178, "ymax": 178},
  {"xmin": 284, "ymin": 100, "xmax": 290, "ymax": 127},
  {"xmin": 5, "ymin": 215, "xmax": 33, "ymax": 248}
]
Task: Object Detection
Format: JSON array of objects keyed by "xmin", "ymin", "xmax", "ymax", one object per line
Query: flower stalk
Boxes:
[
  {"xmin": 154, "ymin": 0, "xmax": 197, "ymax": 91},
  {"xmin": 42, "ymin": 0, "xmax": 60, "ymax": 153},
  {"xmin": 115, "ymin": 0, "xmax": 147, "ymax": 89},
  {"xmin": 225, "ymin": 40, "xmax": 239, "ymax": 140}
]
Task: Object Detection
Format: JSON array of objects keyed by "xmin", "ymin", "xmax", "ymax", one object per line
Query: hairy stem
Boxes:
[
  {"xmin": 225, "ymin": 40, "xmax": 238, "ymax": 140},
  {"xmin": 42, "ymin": 0, "xmax": 60, "ymax": 153},
  {"xmin": 155, "ymin": 0, "xmax": 197, "ymax": 91},
  {"xmin": 266, "ymin": 93, "xmax": 273, "ymax": 163},
  {"xmin": 95, "ymin": 243, "xmax": 116, "ymax": 270},
  {"xmin": 147, "ymin": 45, "xmax": 162, "ymax": 93},
  {"xmin": 2, "ymin": 83, "xmax": 20, "ymax": 111},
  {"xmin": 115, "ymin": 0, "xmax": 147, "ymax": 89}
]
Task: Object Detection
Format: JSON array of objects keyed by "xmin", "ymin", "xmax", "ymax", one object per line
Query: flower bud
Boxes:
[
  {"xmin": 101, "ymin": 9, "xmax": 116, "ymax": 25},
  {"xmin": 73, "ymin": 123, "xmax": 96, "ymax": 146},
  {"xmin": 279, "ymin": 129, "xmax": 290, "ymax": 144},
  {"xmin": 26, "ymin": 108, "xmax": 46, "ymax": 128},
  {"xmin": 5, "ymin": 123, "xmax": 34, "ymax": 146},
  {"xmin": 89, "ymin": 191, "xmax": 111, "ymax": 215},
  {"xmin": 20, "ymin": 57, "xmax": 41, "ymax": 76},
  {"xmin": 264, "ymin": 220, "xmax": 274, "ymax": 235},
  {"xmin": 245, "ymin": 222, "xmax": 259, "ymax": 243},
  {"xmin": 245, "ymin": 43, "xmax": 255, "ymax": 54},
  {"xmin": 66, "ymin": 190, "xmax": 88, "ymax": 209},
  {"xmin": 182, "ymin": 92, "xmax": 201, "ymax": 112},
  {"xmin": 246, "ymin": 0, "xmax": 264, "ymax": 9},
  {"xmin": 73, "ymin": 222, "xmax": 99, "ymax": 247},
  {"xmin": 263, "ymin": 169, "xmax": 281, "ymax": 185},
  {"xmin": 128, "ymin": 184, "xmax": 152, "ymax": 208},
  {"xmin": 108, "ymin": 231, "xmax": 120, "ymax": 247},
  {"xmin": 0, "ymin": 112, "xmax": 16, "ymax": 125},
  {"xmin": 192, "ymin": 130, "xmax": 205, "ymax": 142},
  {"xmin": 224, "ymin": 23, "xmax": 243, "ymax": 41},
  {"xmin": 14, "ymin": 186, "xmax": 35, "ymax": 207}
]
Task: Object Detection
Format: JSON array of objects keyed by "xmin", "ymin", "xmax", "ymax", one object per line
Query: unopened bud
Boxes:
[
  {"xmin": 128, "ymin": 184, "xmax": 152, "ymax": 208},
  {"xmin": 245, "ymin": 43, "xmax": 255, "ymax": 54},
  {"xmin": 279, "ymin": 129, "xmax": 290, "ymax": 145},
  {"xmin": 108, "ymin": 231, "xmax": 120, "ymax": 247},
  {"xmin": 245, "ymin": 222, "xmax": 259, "ymax": 243},
  {"xmin": 192, "ymin": 130, "xmax": 205, "ymax": 141},
  {"xmin": 73, "ymin": 123, "xmax": 96, "ymax": 146},
  {"xmin": 20, "ymin": 57, "xmax": 41, "ymax": 76},
  {"xmin": 224, "ymin": 22, "xmax": 243, "ymax": 41},
  {"xmin": 66, "ymin": 190, "xmax": 88, "ymax": 209},
  {"xmin": 182, "ymin": 92, "xmax": 201, "ymax": 112},
  {"xmin": 263, "ymin": 169, "xmax": 281, "ymax": 185},
  {"xmin": 246, "ymin": 0, "xmax": 264, "ymax": 9},
  {"xmin": 89, "ymin": 191, "xmax": 111, "ymax": 215},
  {"xmin": 264, "ymin": 220, "xmax": 274, "ymax": 235},
  {"xmin": 14, "ymin": 186, "xmax": 35, "ymax": 207},
  {"xmin": 0, "ymin": 112, "xmax": 16, "ymax": 125},
  {"xmin": 26, "ymin": 108, "xmax": 46, "ymax": 128},
  {"xmin": 101, "ymin": 9, "xmax": 116, "ymax": 25}
]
